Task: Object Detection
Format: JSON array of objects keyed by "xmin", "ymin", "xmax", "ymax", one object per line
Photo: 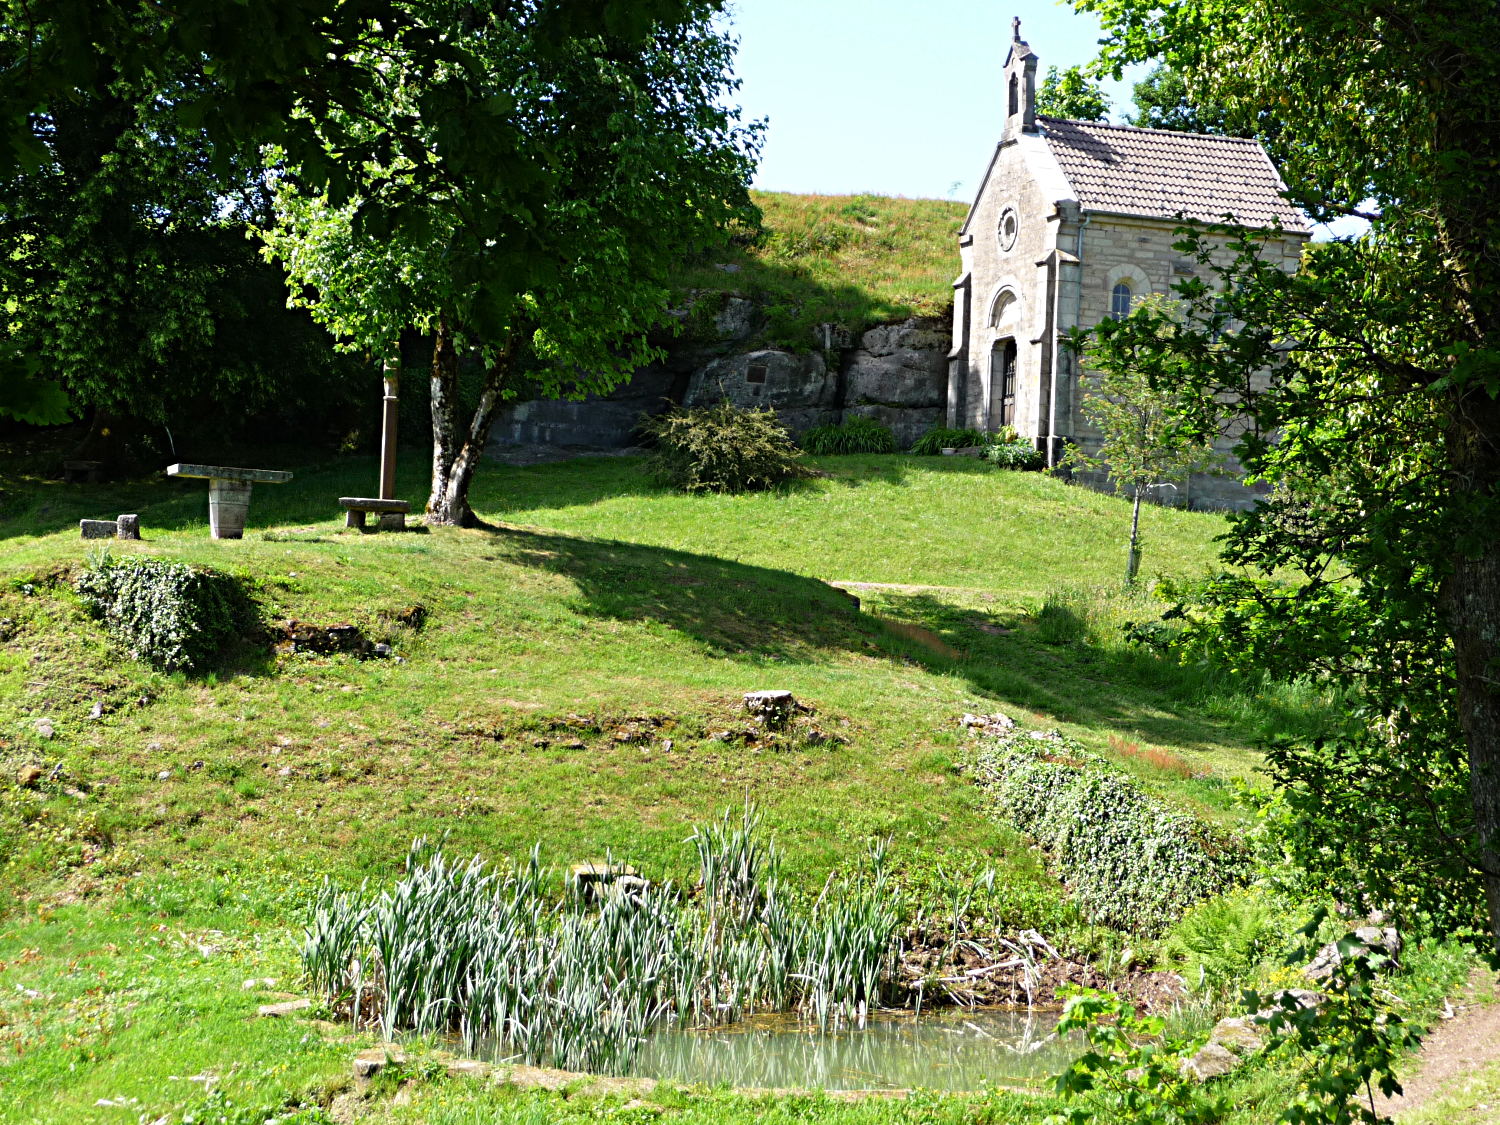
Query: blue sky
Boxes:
[{"xmin": 724, "ymin": 1, "xmax": 1145, "ymax": 200}]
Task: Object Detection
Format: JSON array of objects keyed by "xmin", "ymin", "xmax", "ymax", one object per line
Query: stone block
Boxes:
[
  {"xmin": 115, "ymin": 514, "xmax": 140, "ymax": 540},
  {"xmin": 1209, "ymin": 1016, "xmax": 1264, "ymax": 1056},
  {"xmin": 258, "ymin": 998, "xmax": 312, "ymax": 1018},
  {"xmin": 63, "ymin": 460, "xmax": 101, "ymax": 483},
  {"xmin": 80, "ymin": 519, "xmax": 118, "ymax": 539},
  {"xmin": 1180, "ymin": 1041, "xmax": 1240, "ymax": 1081},
  {"xmin": 353, "ymin": 1047, "xmax": 406, "ymax": 1079}
]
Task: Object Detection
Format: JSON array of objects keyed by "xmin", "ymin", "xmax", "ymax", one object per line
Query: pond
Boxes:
[{"xmin": 620, "ymin": 1007, "xmax": 1070, "ymax": 1092}]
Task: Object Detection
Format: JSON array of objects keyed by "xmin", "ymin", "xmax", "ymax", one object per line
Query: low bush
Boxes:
[
  {"xmin": 800, "ymin": 416, "xmax": 898, "ymax": 455},
  {"xmin": 74, "ymin": 552, "xmax": 260, "ymax": 673},
  {"xmin": 984, "ymin": 439, "xmax": 1044, "ymax": 470},
  {"xmin": 909, "ymin": 426, "xmax": 988, "ymax": 455},
  {"xmin": 640, "ymin": 402, "xmax": 812, "ymax": 493},
  {"xmin": 965, "ymin": 731, "xmax": 1246, "ymax": 935}
]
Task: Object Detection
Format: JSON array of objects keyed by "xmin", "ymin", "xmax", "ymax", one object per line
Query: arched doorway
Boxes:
[{"xmin": 990, "ymin": 338, "xmax": 1017, "ymax": 429}]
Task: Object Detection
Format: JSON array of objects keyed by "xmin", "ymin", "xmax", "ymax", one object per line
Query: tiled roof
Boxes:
[{"xmin": 1038, "ymin": 116, "xmax": 1309, "ymax": 233}]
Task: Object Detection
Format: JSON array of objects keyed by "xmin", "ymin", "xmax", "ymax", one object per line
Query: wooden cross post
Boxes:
[{"xmin": 379, "ymin": 361, "xmax": 399, "ymax": 501}]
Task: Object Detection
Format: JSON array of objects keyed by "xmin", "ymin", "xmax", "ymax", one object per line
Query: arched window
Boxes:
[
  {"xmin": 1009, "ymin": 74, "xmax": 1019, "ymax": 117},
  {"xmin": 989, "ymin": 287, "xmax": 1016, "ymax": 327},
  {"xmin": 1110, "ymin": 282, "xmax": 1132, "ymax": 319}
]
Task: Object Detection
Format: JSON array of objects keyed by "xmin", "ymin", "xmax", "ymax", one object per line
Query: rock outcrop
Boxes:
[
  {"xmin": 841, "ymin": 317, "xmax": 949, "ymax": 446},
  {"xmin": 486, "ymin": 300, "xmax": 952, "ymax": 454}
]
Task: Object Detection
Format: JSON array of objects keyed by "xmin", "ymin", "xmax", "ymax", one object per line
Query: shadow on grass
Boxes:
[
  {"xmin": 493, "ymin": 524, "xmax": 872, "ymax": 664},
  {"xmin": 841, "ymin": 591, "xmax": 1340, "ymax": 769}
]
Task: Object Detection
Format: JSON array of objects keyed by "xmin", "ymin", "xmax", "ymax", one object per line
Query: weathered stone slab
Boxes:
[
  {"xmin": 339, "ymin": 497, "xmax": 411, "ymax": 531},
  {"xmin": 353, "ymin": 1046, "xmax": 406, "ymax": 1079},
  {"xmin": 338, "ymin": 497, "xmax": 411, "ymax": 513},
  {"xmin": 258, "ymin": 998, "xmax": 312, "ymax": 1018},
  {"xmin": 115, "ymin": 514, "xmax": 140, "ymax": 540},
  {"xmin": 80, "ymin": 519, "xmax": 118, "ymax": 538},
  {"xmin": 167, "ymin": 464, "xmax": 293, "ymax": 484},
  {"xmin": 166, "ymin": 464, "xmax": 291, "ymax": 539},
  {"xmin": 1181, "ymin": 1041, "xmax": 1239, "ymax": 1081}
]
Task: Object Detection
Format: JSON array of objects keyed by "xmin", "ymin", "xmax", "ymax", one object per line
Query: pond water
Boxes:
[{"xmin": 622, "ymin": 1007, "xmax": 1070, "ymax": 1092}]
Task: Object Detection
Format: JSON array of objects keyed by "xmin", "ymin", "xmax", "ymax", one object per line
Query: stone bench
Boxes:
[
  {"xmin": 166, "ymin": 464, "xmax": 292, "ymax": 539},
  {"xmin": 63, "ymin": 459, "xmax": 101, "ymax": 483},
  {"xmin": 338, "ymin": 497, "xmax": 411, "ymax": 531}
]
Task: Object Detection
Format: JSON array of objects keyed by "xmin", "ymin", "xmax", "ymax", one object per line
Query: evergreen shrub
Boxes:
[
  {"xmin": 965, "ymin": 733, "xmax": 1245, "ymax": 934},
  {"xmin": 75, "ymin": 553, "xmax": 260, "ymax": 672},
  {"xmin": 800, "ymin": 416, "xmax": 898, "ymax": 455},
  {"xmin": 640, "ymin": 403, "xmax": 812, "ymax": 494},
  {"xmin": 909, "ymin": 426, "xmax": 988, "ymax": 455}
]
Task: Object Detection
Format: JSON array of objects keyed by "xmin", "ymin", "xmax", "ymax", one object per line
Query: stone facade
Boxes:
[{"xmin": 949, "ymin": 27, "xmax": 1310, "ymax": 509}]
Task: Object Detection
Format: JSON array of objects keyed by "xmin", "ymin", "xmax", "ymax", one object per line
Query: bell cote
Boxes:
[{"xmin": 1002, "ymin": 17, "xmax": 1039, "ymax": 142}]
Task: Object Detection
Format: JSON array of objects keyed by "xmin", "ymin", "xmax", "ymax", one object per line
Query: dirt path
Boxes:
[{"xmin": 1377, "ymin": 971, "xmax": 1500, "ymax": 1117}]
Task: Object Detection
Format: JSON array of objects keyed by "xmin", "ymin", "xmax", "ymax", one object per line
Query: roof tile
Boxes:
[{"xmin": 1038, "ymin": 116, "xmax": 1309, "ymax": 233}]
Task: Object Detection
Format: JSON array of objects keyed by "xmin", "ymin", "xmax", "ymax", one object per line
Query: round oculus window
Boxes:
[{"xmin": 998, "ymin": 207, "xmax": 1019, "ymax": 252}]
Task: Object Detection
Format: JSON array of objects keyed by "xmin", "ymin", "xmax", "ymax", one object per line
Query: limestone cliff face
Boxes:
[{"xmin": 487, "ymin": 297, "xmax": 953, "ymax": 454}]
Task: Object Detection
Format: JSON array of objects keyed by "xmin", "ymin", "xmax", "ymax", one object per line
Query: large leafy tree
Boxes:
[
  {"xmin": 259, "ymin": 3, "xmax": 759, "ymax": 525},
  {"xmin": 0, "ymin": 66, "xmax": 333, "ymax": 447},
  {"xmin": 1074, "ymin": 0, "xmax": 1500, "ymax": 951},
  {"xmin": 1128, "ymin": 65, "xmax": 1237, "ymax": 135},
  {"xmin": 1035, "ymin": 64, "xmax": 1111, "ymax": 122},
  {"xmin": 0, "ymin": 0, "xmax": 723, "ymax": 430}
]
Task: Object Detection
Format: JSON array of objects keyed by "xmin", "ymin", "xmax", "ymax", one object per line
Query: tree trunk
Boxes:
[
  {"xmin": 426, "ymin": 316, "xmax": 463, "ymax": 523},
  {"xmin": 425, "ymin": 325, "xmax": 516, "ymax": 527},
  {"xmin": 1442, "ymin": 392, "xmax": 1500, "ymax": 955},
  {"xmin": 1126, "ymin": 489, "xmax": 1143, "ymax": 584}
]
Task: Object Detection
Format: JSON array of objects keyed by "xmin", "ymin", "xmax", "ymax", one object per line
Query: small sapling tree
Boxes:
[{"xmin": 1065, "ymin": 294, "xmax": 1220, "ymax": 584}]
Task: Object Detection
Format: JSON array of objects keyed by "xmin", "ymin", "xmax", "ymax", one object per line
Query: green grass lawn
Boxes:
[{"xmin": 0, "ymin": 449, "xmax": 1339, "ymax": 1124}]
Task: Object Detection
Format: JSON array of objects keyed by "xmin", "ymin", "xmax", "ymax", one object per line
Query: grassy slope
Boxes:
[
  {"xmin": 0, "ymin": 451, "xmax": 1324, "ymax": 1124},
  {"xmin": 677, "ymin": 191, "xmax": 967, "ymax": 348}
]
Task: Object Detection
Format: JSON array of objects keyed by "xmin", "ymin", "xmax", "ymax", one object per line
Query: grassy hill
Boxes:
[
  {"xmin": 0, "ymin": 451, "xmax": 1338, "ymax": 1124},
  {"xmin": 676, "ymin": 191, "xmax": 968, "ymax": 349}
]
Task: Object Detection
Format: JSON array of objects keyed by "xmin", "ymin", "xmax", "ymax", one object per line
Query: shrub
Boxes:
[
  {"xmin": 75, "ymin": 553, "xmax": 260, "ymax": 672},
  {"xmin": 640, "ymin": 402, "xmax": 812, "ymax": 493},
  {"xmin": 909, "ymin": 426, "xmax": 988, "ymax": 455},
  {"xmin": 984, "ymin": 439, "xmax": 1044, "ymax": 470},
  {"xmin": 965, "ymin": 732, "xmax": 1245, "ymax": 935},
  {"xmin": 800, "ymin": 416, "xmax": 898, "ymax": 455}
]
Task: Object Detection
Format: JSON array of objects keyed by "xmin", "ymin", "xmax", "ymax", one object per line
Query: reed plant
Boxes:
[{"xmin": 301, "ymin": 806, "xmax": 911, "ymax": 1074}]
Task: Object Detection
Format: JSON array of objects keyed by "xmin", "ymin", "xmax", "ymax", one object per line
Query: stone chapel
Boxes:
[{"xmin": 949, "ymin": 23, "xmax": 1310, "ymax": 508}]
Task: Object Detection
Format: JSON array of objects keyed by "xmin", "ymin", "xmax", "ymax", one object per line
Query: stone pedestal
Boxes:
[
  {"xmin": 166, "ymin": 464, "xmax": 292, "ymax": 539},
  {"xmin": 208, "ymin": 479, "xmax": 253, "ymax": 539}
]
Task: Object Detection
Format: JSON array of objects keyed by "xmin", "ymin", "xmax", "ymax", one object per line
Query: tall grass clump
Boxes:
[
  {"xmin": 909, "ymin": 426, "xmax": 988, "ymax": 455},
  {"xmin": 800, "ymin": 417, "xmax": 898, "ymax": 455},
  {"xmin": 301, "ymin": 805, "xmax": 908, "ymax": 1074}
]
